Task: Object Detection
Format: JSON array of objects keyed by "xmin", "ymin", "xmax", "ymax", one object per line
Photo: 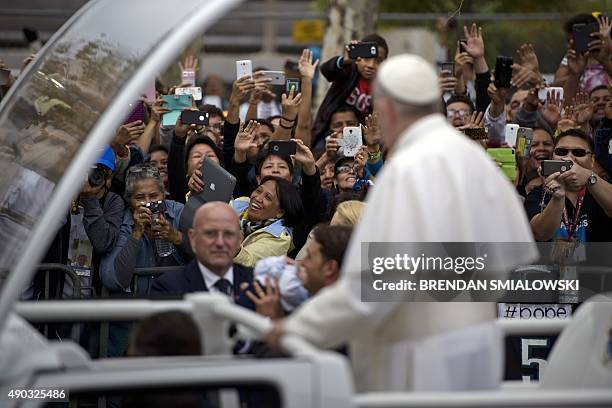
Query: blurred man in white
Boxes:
[{"xmin": 267, "ymin": 54, "xmax": 537, "ymax": 392}]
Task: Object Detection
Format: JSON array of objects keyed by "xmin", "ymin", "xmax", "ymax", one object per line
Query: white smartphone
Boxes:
[
  {"xmin": 342, "ymin": 127, "xmax": 363, "ymax": 157},
  {"xmin": 538, "ymin": 87, "xmax": 564, "ymax": 102},
  {"xmin": 259, "ymin": 70, "xmax": 285, "ymax": 85},
  {"xmin": 175, "ymin": 86, "xmax": 202, "ymax": 101},
  {"xmin": 504, "ymin": 124, "xmax": 519, "ymax": 147},
  {"xmin": 236, "ymin": 60, "xmax": 253, "ymax": 80}
]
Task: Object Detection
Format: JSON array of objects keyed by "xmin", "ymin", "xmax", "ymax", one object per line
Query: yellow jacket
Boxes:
[{"xmin": 232, "ymin": 197, "xmax": 294, "ymax": 268}]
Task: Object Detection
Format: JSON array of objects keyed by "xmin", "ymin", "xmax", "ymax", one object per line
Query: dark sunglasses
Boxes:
[{"xmin": 553, "ymin": 147, "xmax": 592, "ymax": 158}]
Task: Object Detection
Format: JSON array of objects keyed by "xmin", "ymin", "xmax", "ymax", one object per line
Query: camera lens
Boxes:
[
  {"xmin": 199, "ymin": 115, "xmax": 204, "ymax": 121},
  {"xmin": 88, "ymin": 167, "xmax": 106, "ymax": 187},
  {"xmin": 273, "ymin": 145, "xmax": 279, "ymax": 151}
]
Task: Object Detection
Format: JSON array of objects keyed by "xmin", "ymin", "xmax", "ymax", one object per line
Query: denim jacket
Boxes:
[{"xmin": 100, "ymin": 200, "xmax": 185, "ymax": 293}]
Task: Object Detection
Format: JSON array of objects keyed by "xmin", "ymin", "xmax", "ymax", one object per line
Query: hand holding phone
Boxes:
[
  {"xmin": 342, "ymin": 127, "xmax": 363, "ymax": 157},
  {"xmin": 572, "ymin": 22, "xmax": 599, "ymax": 54},
  {"xmin": 175, "ymin": 86, "xmax": 202, "ymax": 101},
  {"xmin": 540, "ymin": 160, "xmax": 573, "ymax": 177},
  {"xmin": 438, "ymin": 62, "xmax": 455, "ymax": 77},
  {"xmin": 236, "ymin": 60, "xmax": 253, "ymax": 80}
]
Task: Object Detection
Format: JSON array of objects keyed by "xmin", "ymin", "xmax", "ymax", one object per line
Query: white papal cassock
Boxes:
[{"xmin": 284, "ymin": 114, "xmax": 538, "ymax": 392}]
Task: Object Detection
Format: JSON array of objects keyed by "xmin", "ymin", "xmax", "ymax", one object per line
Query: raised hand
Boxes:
[
  {"xmin": 234, "ymin": 120, "xmax": 259, "ymax": 153},
  {"xmin": 511, "ymin": 63, "xmax": 543, "ymax": 88},
  {"xmin": 298, "ymin": 48, "xmax": 319, "ymax": 80},
  {"xmin": 557, "ymin": 105, "xmax": 578, "ymax": 133},
  {"xmin": 249, "ymin": 72, "xmax": 273, "ymax": 104},
  {"xmin": 438, "ymin": 70, "xmax": 457, "ymax": 92},
  {"xmin": 517, "ymin": 43, "xmax": 540, "ymax": 73},
  {"xmin": 463, "ymin": 23, "xmax": 485, "ymax": 59},
  {"xmin": 539, "ymin": 89, "xmax": 563, "ymax": 128},
  {"xmin": 291, "ymin": 139, "xmax": 316, "ymax": 175},
  {"xmin": 343, "ymin": 40, "xmax": 360, "ymax": 65},
  {"xmin": 148, "ymin": 98, "xmax": 171, "ymax": 124},
  {"xmin": 458, "ymin": 111, "xmax": 484, "ymax": 131},
  {"xmin": 281, "ymin": 89, "xmax": 303, "ymax": 121},
  {"xmin": 115, "ymin": 120, "xmax": 145, "ymax": 145},
  {"xmin": 588, "ymin": 30, "xmax": 611, "ymax": 65},
  {"xmin": 230, "ymin": 76, "xmax": 255, "ymax": 105},
  {"xmin": 454, "ymin": 43, "xmax": 474, "ymax": 77},
  {"xmin": 363, "ymin": 113, "xmax": 382, "ymax": 147},
  {"xmin": 325, "ymin": 132, "xmax": 342, "ymax": 159},
  {"xmin": 572, "ymin": 91, "xmax": 594, "ymax": 124},
  {"xmin": 178, "ymin": 54, "xmax": 199, "ymax": 85}
]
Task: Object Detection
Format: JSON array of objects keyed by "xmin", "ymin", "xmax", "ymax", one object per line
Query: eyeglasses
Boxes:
[
  {"xmin": 446, "ymin": 109, "xmax": 471, "ymax": 118},
  {"xmin": 199, "ymin": 229, "xmax": 240, "ymax": 240},
  {"xmin": 553, "ymin": 147, "xmax": 592, "ymax": 158},
  {"xmin": 336, "ymin": 165, "xmax": 355, "ymax": 174}
]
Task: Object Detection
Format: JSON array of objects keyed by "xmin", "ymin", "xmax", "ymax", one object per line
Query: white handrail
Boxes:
[
  {"xmin": 14, "ymin": 297, "xmax": 320, "ymax": 356},
  {"xmin": 14, "ymin": 300, "xmax": 571, "ymax": 337}
]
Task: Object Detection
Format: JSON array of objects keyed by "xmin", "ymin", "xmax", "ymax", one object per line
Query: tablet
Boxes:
[{"xmin": 198, "ymin": 157, "xmax": 236, "ymax": 204}]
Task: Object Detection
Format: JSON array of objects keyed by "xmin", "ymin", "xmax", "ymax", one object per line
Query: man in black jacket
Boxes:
[
  {"xmin": 151, "ymin": 202, "xmax": 255, "ymax": 310},
  {"xmin": 311, "ymin": 33, "xmax": 388, "ymax": 153}
]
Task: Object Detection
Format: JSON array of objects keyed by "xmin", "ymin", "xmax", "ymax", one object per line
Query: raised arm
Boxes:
[{"xmin": 295, "ymin": 49, "xmax": 319, "ymax": 146}]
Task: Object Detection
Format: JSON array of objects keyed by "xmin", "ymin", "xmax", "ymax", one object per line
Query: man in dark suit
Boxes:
[{"xmin": 152, "ymin": 202, "xmax": 254, "ymax": 310}]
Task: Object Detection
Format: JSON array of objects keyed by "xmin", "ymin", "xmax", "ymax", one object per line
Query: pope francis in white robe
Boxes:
[{"xmin": 279, "ymin": 55, "xmax": 538, "ymax": 392}]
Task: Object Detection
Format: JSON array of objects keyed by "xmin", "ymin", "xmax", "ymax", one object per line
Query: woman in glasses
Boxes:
[{"xmin": 524, "ymin": 129, "xmax": 612, "ymax": 242}]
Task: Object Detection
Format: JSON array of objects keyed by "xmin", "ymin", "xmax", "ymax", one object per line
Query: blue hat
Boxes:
[{"xmin": 96, "ymin": 145, "xmax": 116, "ymax": 172}]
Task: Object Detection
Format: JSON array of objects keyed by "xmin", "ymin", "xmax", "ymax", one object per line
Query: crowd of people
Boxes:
[{"xmin": 2, "ymin": 10, "xmax": 612, "ymax": 390}]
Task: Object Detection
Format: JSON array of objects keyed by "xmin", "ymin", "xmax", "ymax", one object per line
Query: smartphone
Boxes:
[
  {"xmin": 459, "ymin": 40, "xmax": 467, "ymax": 53},
  {"xmin": 181, "ymin": 110, "xmax": 209, "ymax": 126},
  {"xmin": 516, "ymin": 127, "xmax": 534, "ymax": 158},
  {"xmin": 236, "ymin": 60, "xmax": 253, "ymax": 80},
  {"xmin": 268, "ymin": 141, "xmax": 297, "ymax": 156},
  {"xmin": 260, "ymin": 70, "xmax": 285, "ymax": 85},
  {"xmin": 494, "ymin": 56, "xmax": 513, "ymax": 89},
  {"xmin": 538, "ymin": 87, "xmax": 564, "ymax": 102},
  {"xmin": 504, "ymin": 124, "xmax": 519, "ymax": 147},
  {"xmin": 124, "ymin": 101, "xmax": 146, "ymax": 125},
  {"xmin": 487, "ymin": 148, "xmax": 517, "ymax": 182},
  {"xmin": 348, "ymin": 42, "xmax": 378, "ymax": 59},
  {"xmin": 342, "ymin": 126, "xmax": 363, "ymax": 157},
  {"xmin": 161, "ymin": 94, "xmax": 193, "ymax": 126},
  {"xmin": 181, "ymin": 70, "xmax": 196, "ymax": 87},
  {"xmin": 175, "ymin": 86, "xmax": 202, "ymax": 101},
  {"xmin": 0, "ymin": 68, "xmax": 11, "ymax": 86},
  {"xmin": 541, "ymin": 160, "xmax": 573, "ymax": 177},
  {"xmin": 285, "ymin": 78, "xmax": 301, "ymax": 94},
  {"xmin": 437, "ymin": 61, "xmax": 455, "ymax": 76},
  {"xmin": 572, "ymin": 22, "xmax": 599, "ymax": 54}
]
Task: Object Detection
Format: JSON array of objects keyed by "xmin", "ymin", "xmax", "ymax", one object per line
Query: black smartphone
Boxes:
[
  {"xmin": 285, "ymin": 78, "xmax": 301, "ymax": 94},
  {"xmin": 437, "ymin": 62, "xmax": 455, "ymax": 76},
  {"xmin": 494, "ymin": 56, "xmax": 514, "ymax": 89},
  {"xmin": 145, "ymin": 200, "xmax": 166, "ymax": 214},
  {"xmin": 572, "ymin": 22, "xmax": 600, "ymax": 54},
  {"xmin": 268, "ymin": 141, "xmax": 297, "ymax": 156},
  {"xmin": 348, "ymin": 42, "xmax": 378, "ymax": 59},
  {"xmin": 181, "ymin": 110, "xmax": 209, "ymax": 126},
  {"xmin": 540, "ymin": 160, "xmax": 573, "ymax": 177},
  {"xmin": 459, "ymin": 40, "xmax": 467, "ymax": 53}
]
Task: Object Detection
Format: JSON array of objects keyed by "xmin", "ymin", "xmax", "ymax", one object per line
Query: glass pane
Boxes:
[{"xmin": 0, "ymin": 0, "xmax": 212, "ymax": 284}]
